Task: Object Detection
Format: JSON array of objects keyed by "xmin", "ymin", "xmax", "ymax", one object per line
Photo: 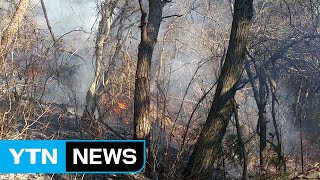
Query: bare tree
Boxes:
[
  {"xmin": 244, "ymin": 56, "xmax": 269, "ymax": 175},
  {"xmin": 233, "ymin": 100, "xmax": 248, "ymax": 180},
  {"xmin": 0, "ymin": 0, "xmax": 30, "ymax": 66},
  {"xmin": 134, "ymin": 0, "xmax": 172, "ymax": 176},
  {"xmin": 81, "ymin": 0, "xmax": 116, "ymax": 137},
  {"xmin": 183, "ymin": 0, "xmax": 253, "ymax": 179}
]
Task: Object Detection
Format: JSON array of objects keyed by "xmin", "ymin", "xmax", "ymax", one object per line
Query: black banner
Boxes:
[{"xmin": 66, "ymin": 140, "xmax": 145, "ymax": 173}]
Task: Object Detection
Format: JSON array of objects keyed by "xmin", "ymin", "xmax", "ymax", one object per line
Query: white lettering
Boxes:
[
  {"xmin": 73, "ymin": 148, "xmax": 88, "ymax": 164},
  {"xmin": 90, "ymin": 148, "xmax": 102, "ymax": 164},
  {"xmin": 41, "ymin": 149, "xmax": 57, "ymax": 164},
  {"xmin": 122, "ymin": 149, "xmax": 136, "ymax": 164},
  {"xmin": 25, "ymin": 149, "xmax": 41, "ymax": 164},
  {"xmin": 9, "ymin": 149, "xmax": 24, "ymax": 164},
  {"xmin": 103, "ymin": 148, "xmax": 122, "ymax": 164}
]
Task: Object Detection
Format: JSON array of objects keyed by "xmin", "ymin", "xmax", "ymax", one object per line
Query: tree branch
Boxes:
[
  {"xmin": 161, "ymin": 0, "xmax": 172, "ymax": 6},
  {"xmin": 138, "ymin": 0, "xmax": 146, "ymax": 15},
  {"xmin": 162, "ymin": 14, "xmax": 183, "ymax": 19},
  {"xmin": 40, "ymin": 0, "xmax": 56, "ymax": 43}
]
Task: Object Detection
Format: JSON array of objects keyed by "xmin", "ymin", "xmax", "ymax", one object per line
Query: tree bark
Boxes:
[
  {"xmin": 0, "ymin": 0, "xmax": 30, "ymax": 66},
  {"xmin": 81, "ymin": 0, "xmax": 115, "ymax": 138},
  {"xmin": 270, "ymin": 87, "xmax": 285, "ymax": 170},
  {"xmin": 134, "ymin": 0, "xmax": 164, "ymax": 176},
  {"xmin": 134, "ymin": 0, "xmax": 163, "ymax": 139},
  {"xmin": 244, "ymin": 56, "xmax": 268, "ymax": 175},
  {"xmin": 233, "ymin": 100, "xmax": 247, "ymax": 180},
  {"xmin": 269, "ymin": 65, "xmax": 285, "ymax": 171},
  {"xmin": 183, "ymin": 0, "xmax": 253, "ymax": 179},
  {"xmin": 257, "ymin": 68, "xmax": 268, "ymax": 175}
]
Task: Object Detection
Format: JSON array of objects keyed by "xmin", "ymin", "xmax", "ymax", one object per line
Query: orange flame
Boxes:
[
  {"xmin": 117, "ymin": 102, "xmax": 128, "ymax": 110},
  {"xmin": 114, "ymin": 102, "xmax": 128, "ymax": 114}
]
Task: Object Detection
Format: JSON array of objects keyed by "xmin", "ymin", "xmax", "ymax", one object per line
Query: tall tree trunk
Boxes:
[
  {"xmin": 244, "ymin": 57, "xmax": 268, "ymax": 175},
  {"xmin": 270, "ymin": 62, "xmax": 285, "ymax": 171},
  {"xmin": 299, "ymin": 86, "xmax": 309, "ymax": 173},
  {"xmin": 233, "ymin": 100, "xmax": 247, "ymax": 180},
  {"xmin": 0, "ymin": 0, "xmax": 30, "ymax": 66},
  {"xmin": 270, "ymin": 86, "xmax": 286, "ymax": 170},
  {"xmin": 183, "ymin": 0, "xmax": 253, "ymax": 179},
  {"xmin": 134, "ymin": 0, "xmax": 164, "ymax": 176},
  {"xmin": 246, "ymin": 46, "xmax": 286, "ymax": 173},
  {"xmin": 257, "ymin": 68, "xmax": 268, "ymax": 175},
  {"xmin": 81, "ymin": 0, "xmax": 115, "ymax": 138}
]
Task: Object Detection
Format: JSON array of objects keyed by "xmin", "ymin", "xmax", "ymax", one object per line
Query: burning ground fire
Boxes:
[
  {"xmin": 115, "ymin": 102, "xmax": 128, "ymax": 112},
  {"xmin": 113, "ymin": 101, "xmax": 129, "ymax": 125},
  {"xmin": 99, "ymin": 93, "xmax": 130, "ymax": 125}
]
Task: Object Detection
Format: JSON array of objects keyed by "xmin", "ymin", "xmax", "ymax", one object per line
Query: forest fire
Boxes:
[
  {"xmin": 99, "ymin": 93, "xmax": 128, "ymax": 115},
  {"xmin": 1, "ymin": 0, "xmax": 320, "ymax": 179},
  {"xmin": 118, "ymin": 102, "xmax": 128, "ymax": 110},
  {"xmin": 114, "ymin": 101, "xmax": 128, "ymax": 114},
  {"xmin": 113, "ymin": 101, "xmax": 129, "ymax": 125}
]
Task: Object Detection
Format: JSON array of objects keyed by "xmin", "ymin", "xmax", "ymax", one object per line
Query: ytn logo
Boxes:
[
  {"xmin": 0, "ymin": 140, "xmax": 145, "ymax": 174},
  {"xmin": 9, "ymin": 148, "xmax": 57, "ymax": 164}
]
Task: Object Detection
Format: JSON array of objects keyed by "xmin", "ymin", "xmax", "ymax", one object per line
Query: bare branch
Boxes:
[
  {"xmin": 162, "ymin": 14, "xmax": 183, "ymax": 19},
  {"xmin": 138, "ymin": 0, "xmax": 146, "ymax": 15},
  {"xmin": 40, "ymin": 0, "xmax": 56, "ymax": 43},
  {"xmin": 161, "ymin": 0, "xmax": 172, "ymax": 6}
]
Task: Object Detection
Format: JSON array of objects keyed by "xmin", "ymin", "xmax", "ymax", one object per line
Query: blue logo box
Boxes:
[{"xmin": 0, "ymin": 140, "xmax": 146, "ymax": 174}]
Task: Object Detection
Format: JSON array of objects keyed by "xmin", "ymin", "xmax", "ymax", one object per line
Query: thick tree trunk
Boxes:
[
  {"xmin": 183, "ymin": 0, "xmax": 253, "ymax": 179},
  {"xmin": 134, "ymin": 0, "xmax": 162, "ymax": 139},
  {"xmin": 0, "ymin": 0, "xmax": 30, "ymax": 65},
  {"xmin": 134, "ymin": 0, "xmax": 164, "ymax": 176},
  {"xmin": 81, "ymin": 0, "xmax": 114, "ymax": 138}
]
